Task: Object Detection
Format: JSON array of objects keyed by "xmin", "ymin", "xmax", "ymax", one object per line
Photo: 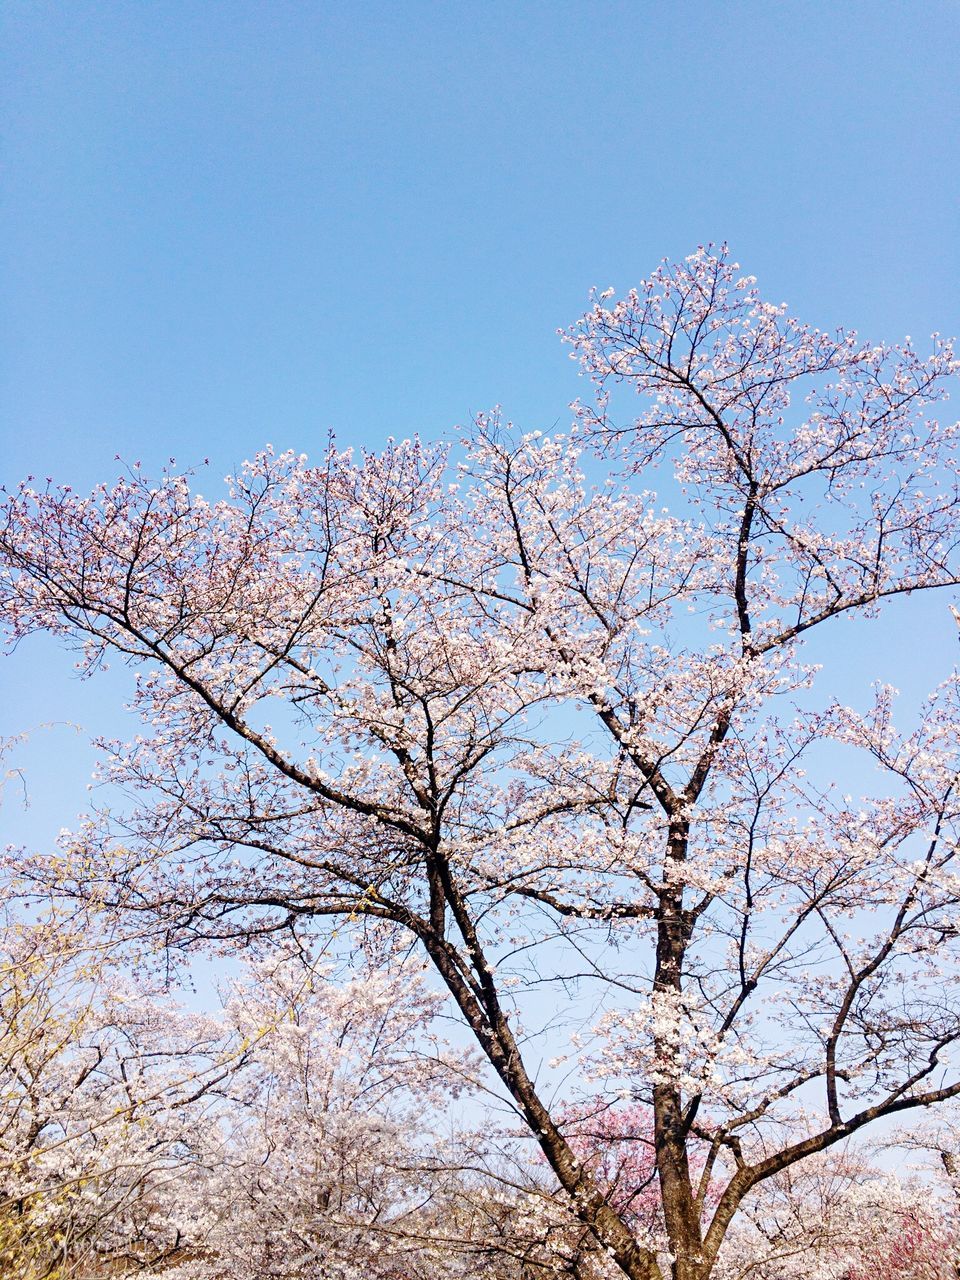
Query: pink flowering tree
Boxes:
[
  {"xmin": 559, "ymin": 1105, "xmax": 663, "ymax": 1236},
  {"xmin": 3, "ymin": 247, "xmax": 960, "ymax": 1280}
]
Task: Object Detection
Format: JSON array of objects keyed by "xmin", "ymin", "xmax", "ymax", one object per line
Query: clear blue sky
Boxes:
[{"xmin": 2, "ymin": 1, "xmax": 959, "ymax": 846}]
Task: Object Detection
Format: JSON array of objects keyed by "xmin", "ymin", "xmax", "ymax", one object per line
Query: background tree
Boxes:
[
  {"xmin": 174, "ymin": 945, "xmax": 484, "ymax": 1280},
  {"xmin": 0, "ymin": 899, "xmax": 231, "ymax": 1279},
  {"xmin": 0, "ymin": 882, "xmax": 487, "ymax": 1279},
  {"xmin": 716, "ymin": 1149, "xmax": 957, "ymax": 1280},
  {"xmin": 2, "ymin": 247, "xmax": 960, "ymax": 1280}
]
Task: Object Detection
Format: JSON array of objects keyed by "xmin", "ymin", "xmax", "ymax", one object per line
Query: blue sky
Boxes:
[{"xmin": 2, "ymin": 1, "xmax": 959, "ymax": 847}]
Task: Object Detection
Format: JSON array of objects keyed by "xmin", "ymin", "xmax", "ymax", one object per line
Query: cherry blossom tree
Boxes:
[
  {"xmin": 2, "ymin": 246, "xmax": 960, "ymax": 1280},
  {"xmin": 0, "ymin": 882, "xmax": 483, "ymax": 1279},
  {"xmin": 0, "ymin": 899, "xmax": 232, "ymax": 1279},
  {"xmin": 165, "ymin": 946, "xmax": 484, "ymax": 1280},
  {"xmin": 714, "ymin": 1149, "xmax": 957, "ymax": 1280}
]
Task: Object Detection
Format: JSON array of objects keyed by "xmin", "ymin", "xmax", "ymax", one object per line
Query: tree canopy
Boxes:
[{"xmin": 3, "ymin": 246, "xmax": 960, "ymax": 1279}]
